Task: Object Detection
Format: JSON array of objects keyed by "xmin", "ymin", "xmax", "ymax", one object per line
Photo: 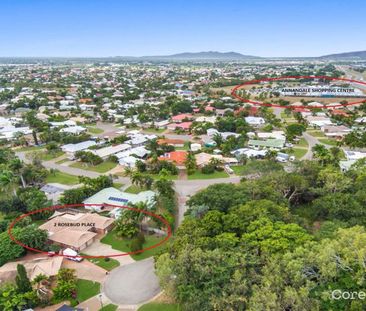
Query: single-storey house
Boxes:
[
  {"xmin": 0, "ymin": 256, "xmax": 63, "ymax": 283},
  {"xmin": 39, "ymin": 212, "xmax": 114, "ymax": 251},
  {"xmin": 157, "ymin": 138, "xmax": 185, "ymax": 147},
  {"xmin": 158, "ymin": 151, "xmax": 187, "ymax": 167},
  {"xmin": 245, "ymin": 116, "xmax": 265, "ymax": 126},
  {"xmin": 167, "ymin": 122, "xmax": 192, "ymax": 131},
  {"xmin": 248, "ymin": 138, "xmax": 285, "ymax": 150},
  {"xmin": 60, "ymin": 126, "xmax": 87, "ymax": 135},
  {"xmin": 171, "ymin": 113, "xmax": 193, "ymax": 123},
  {"xmin": 92, "ymin": 144, "xmax": 130, "ymax": 159},
  {"xmin": 83, "ymin": 187, "xmax": 156, "ymax": 213},
  {"xmin": 195, "ymin": 152, "xmax": 238, "ymax": 167},
  {"xmin": 61, "ymin": 140, "xmax": 97, "ymax": 159}
]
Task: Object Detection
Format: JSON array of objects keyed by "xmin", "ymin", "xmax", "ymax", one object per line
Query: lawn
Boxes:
[
  {"xmin": 75, "ymin": 279, "xmax": 100, "ymax": 302},
  {"xmin": 100, "ymin": 304, "xmax": 118, "ymax": 311},
  {"xmin": 187, "ymin": 170, "xmax": 229, "ymax": 180},
  {"xmin": 150, "ymin": 173, "xmax": 178, "ymax": 181},
  {"xmin": 70, "ymin": 160, "xmax": 117, "ymax": 173},
  {"xmin": 46, "ymin": 171, "xmax": 80, "ymax": 185},
  {"xmin": 143, "ymin": 128, "xmax": 165, "ymax": 134},
  {"xmin": 84, "ymin": 257, "xmax": 120, "ymax": 271},
  {"xmin": 318, "ymin": 138, "xmax": 338, "ymax": 146},
  {"xmin": 113, "ymin": 182, "xmax": 124, "ymax": 189},
  {"xmin": 230, "ymin": 165, "xmax": 246, "ymax": 175},
  {"xmin": 101, "ymin": 231, "xmax": 167, "ymax": 261},
  {"xmin": 307, "ymin": 130, "xmax": 325, "ymax": 138},
  {"xmin": 14, "ymin": 145, "xmax": 45, "ymax": 152},
  {"xmin": 124, "ymin": 185, "xmax": 143, "ymax": 194},
  {"xmin": 138, "ymin": 303, "xmax": 180, "ymax": 311},
  {"xmin": 56, "ymin": 158, "xmax": 70, "ymax": 164},
  {"xmin": 296, "ymin": 137, "xmax": 309, "ymax": 148},
  {"xmin": 290, "ymin": 148, "xmax": 308, "ymax": 159},
  {"xmin": 31, "ymin": 150, "xmax": 64, "ymax": 161},
  {"xmin": 175, "ymin": 142, "xmax": 190, "ymax": 151},
  {"xmin": 87, "ymin": 126, "xmax": 104, "ymax": 134}
]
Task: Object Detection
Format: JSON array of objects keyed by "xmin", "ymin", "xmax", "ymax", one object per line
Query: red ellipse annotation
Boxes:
[
  {"xmin": 8, "ymin": 203, "xmax": 172, "ymax": 259},
  {"xmin": 231, "ymin": 75, "xmax": 366, "ymax": 109}
]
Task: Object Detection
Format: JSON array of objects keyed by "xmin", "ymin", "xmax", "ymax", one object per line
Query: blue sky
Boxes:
[{"xmin": 1, "ymin": 0, "xmax": 365, "ymax": 57}]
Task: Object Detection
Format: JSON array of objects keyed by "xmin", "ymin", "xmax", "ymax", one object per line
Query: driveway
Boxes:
[
  {"xmin": 301, "ymin": 132, "xmax": 318, "ymax": 160},
  {"xmin": 63, "ymin": 259, "xmax": 107, "ymax": 283},
  {"xmin": 82, "ymin": 239, "xmax": 135, "ymax": 266},
  {"xmin": 103, "ymin": 258, "xmax": 160, "ymax": 305}
]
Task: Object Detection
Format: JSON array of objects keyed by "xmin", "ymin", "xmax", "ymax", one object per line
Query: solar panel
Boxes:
[{"xmin": 108, "ymin": 196, "xmax": 129, "ymax": 203}]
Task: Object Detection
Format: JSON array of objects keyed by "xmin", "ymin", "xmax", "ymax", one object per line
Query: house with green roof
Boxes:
[
  {"xmin": 83, "ymin": 187, "xmax": 156, "ymax": 214},
  {"xmin": 248, "ymin": 138, "xmax": 285, "ymax": 150}
]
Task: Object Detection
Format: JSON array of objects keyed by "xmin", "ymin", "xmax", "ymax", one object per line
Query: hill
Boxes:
[
  {"xmin": 142, "ymin": 51, "xmax": 260, "ymax": 60},
  {"xmin": 320, "ymin": 50, "xmax": 366, "ymax": 60}
]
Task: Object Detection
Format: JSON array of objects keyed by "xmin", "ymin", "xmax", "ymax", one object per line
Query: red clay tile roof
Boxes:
[{"xmin": 158, "ymin": 151, "xmax": 187, "ymax": 165}]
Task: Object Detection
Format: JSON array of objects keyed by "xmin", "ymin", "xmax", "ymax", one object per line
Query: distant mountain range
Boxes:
[
  {"xmin": 1, "ymin": 50, "xmax": 366, "ymax": 63},
  {"xmin": 320, "ymin": 50, "xmax": 366, "ymax": 60},
  {"xmin": 138, "ymin": 50, "xmax": 366, "ymax": 60},
  {"xmin": 142, "ymin": 51, "xmax": 260, "ymax": 60}
]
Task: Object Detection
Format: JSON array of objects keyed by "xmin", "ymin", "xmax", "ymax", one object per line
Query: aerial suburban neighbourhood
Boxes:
[{"xmin": 1, "ymin": 1, "xmax": 366, "ymax": 311}]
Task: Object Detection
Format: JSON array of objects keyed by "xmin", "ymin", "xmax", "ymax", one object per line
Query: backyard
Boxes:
[{"xmin": 100, "ymin": 230, "xmax": 167, "ymax": 260}]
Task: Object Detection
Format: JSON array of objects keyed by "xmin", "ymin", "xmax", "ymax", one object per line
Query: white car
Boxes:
[{"xmin": 63, "ymin": 248, "xmax": 83, "ymax": 262}]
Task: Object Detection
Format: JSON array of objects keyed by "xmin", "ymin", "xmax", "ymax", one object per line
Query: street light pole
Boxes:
[{"xmin": 98, "ymin": 293, "xmax": 104, "ymax": 309}]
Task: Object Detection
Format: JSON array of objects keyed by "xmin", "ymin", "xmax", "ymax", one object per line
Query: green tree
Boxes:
[
  {"xmin": 184, "ymin": 152, "xmax": 197, "ymax": 175},
  {"xmin": 15, "ymin": 264, "xmax": 32, "ymax": 293}
]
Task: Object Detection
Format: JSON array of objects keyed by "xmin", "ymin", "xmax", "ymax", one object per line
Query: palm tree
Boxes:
[
  {"xmin": 123, "ymin": 166, "xmax": 134, "ymax": 177},
  {"xmin": 32, "ymin": 274, "xmax": 49, "ymax": 299},
  {"xmin": 184, "ymin": 152, "xmax": 197, "ymax": 175},
  {"xmin": 0, "ymin": 170, "xmax": 17, "ymax": 196},
  {"xmin": 8, "ymin": 158, "xmax": 26, "ymax": 188},
  {"xmin": 154, "ymin": 177, "xmax": 175, "ymax": 198},
  {"xmin": 209, "ymin": 157, "xmax": 224, "ymax": 169},
  {"xmin": 212, "ymin": 133, "xmax": 223, "ymax": 147},
  {"xmin": 130, "ymin": 171, "xmax": 145, "ymax": 189},
  {"xmin": 312, "ymin": 144, "xmax": 330, "ymax": 166},
  {"xmin": 146, "ymin": 138, "xmax": 159, "ymax": 155},
  {"xmin": 264, "ymin": 150, "xmax": 278, "ymax": 161},
  {"xmin": 129, "ymin": 201, "xmax": 150, "ymax": 230}
]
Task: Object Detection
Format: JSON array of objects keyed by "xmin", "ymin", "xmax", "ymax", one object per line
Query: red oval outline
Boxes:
[
  {"xmin": 8, "ymin": 203, "xmax": 172, "ymax": 259},
  {"xmin": 231, "ymin": 75, "xmax": 366, "ymax": 109}
]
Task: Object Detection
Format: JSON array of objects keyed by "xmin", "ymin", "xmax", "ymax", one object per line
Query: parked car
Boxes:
[{"xmin": 63, "ymin": 248, "xmax": 83, "ymax": 262}]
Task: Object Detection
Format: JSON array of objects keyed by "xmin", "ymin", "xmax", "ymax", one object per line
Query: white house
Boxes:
[
  {"xmin": 344, "ymin": 150, "xmax": 366, "ymax": 161},
  {"xmin": 245, "ymin": 116, "xmax": 265, "ymax": 126},
  {"xmin": 61, "ymin": 140, "xmax": 97, "ymax": 159},
  {"xmin": 92, "ymin": 144, "xmax": 131, "ymax": 159},
  {"xmin": 60, "ymin": 126, "xmax": 87, "ymax": 135}
]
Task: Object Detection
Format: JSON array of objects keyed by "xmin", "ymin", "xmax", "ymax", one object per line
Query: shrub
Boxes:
[
  {"xmin": 130, "ymin": 238, "xmax": 143, "ymax": 252},
  {"xmin": 201, "ymin": 164, "xmax": 215, "ymax": 174},
  {"xmin": 49, "ymin": 244, "xmax": 61, "ymax": 252}
]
